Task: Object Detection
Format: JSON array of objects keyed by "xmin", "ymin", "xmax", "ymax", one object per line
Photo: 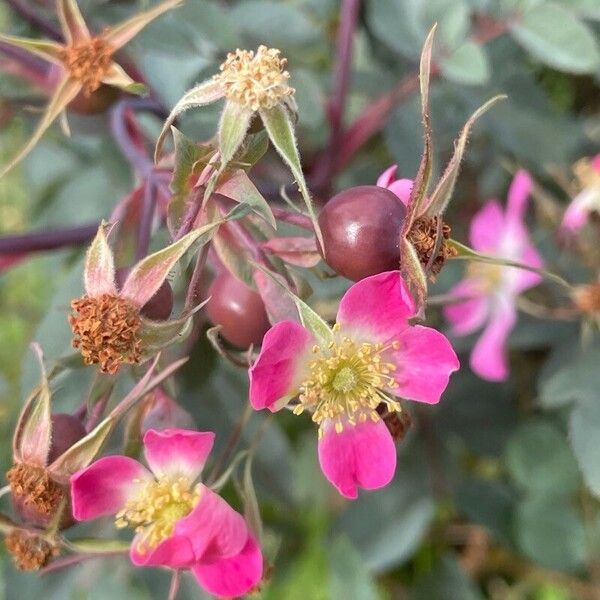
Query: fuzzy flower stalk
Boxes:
[
  {"xmin": 71, "ymin": 428, "xmax": 263, "ymax": 598},
  {"xmin": 154, "ymin": 44, "xmax": 324, "ymax": 249},
  {"xmin": 69, "ymin": 222, "xmax": 210, "ymax": 374},
  {"xmin": 249, "ymin": 271, "xmax": 459, "ymax": 499},
  {"xmin": 444, "ymin": 171, "xmax": 543, "ymax": 381},
  {"xmin": 0, "ymin": 0, "xmax": 182, "ymax": 177}
]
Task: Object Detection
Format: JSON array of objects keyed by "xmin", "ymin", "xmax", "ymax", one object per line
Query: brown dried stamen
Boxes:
[
  {"xmin": 59, "ymin": 38, "xmax": 114, "ymax": 95},
  {"xmin": 7, "ymin": 463, "xmax": 66, "ymax": 520},
  {"xmin": 5, "ymin": 529, "xmax": 59, "ymax": 571},
  {"xmin": 408, "ymin": 216, "xmax": 457, "ymax": 279},
  {"xmin": 376, "ymin": 403, "xmax": 412, "ymax": 442},
  {"xmin": 69, "ymin": 293, "xmax": 142, "ymax": 374},
  {"xmin": 573, "ymin": 282, "xmax": 600, "ymax": 315}
]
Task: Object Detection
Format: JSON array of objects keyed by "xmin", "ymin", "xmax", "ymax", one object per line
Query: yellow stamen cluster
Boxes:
[
  {"xmin": 60, "ymin": 37, "xmax": 113, "ymax": 95},
  {"xmin": 216, "ymin": 45, "xmax": 295, "ymax": 111},
  {"xmin": 295, "ymin": 325, "xmax": 401, "ymax": 434},
  {"xmin": 69, "ymin": 293, "xmax": 142, "ymax": 374},
  {"xmin": 115, "ymin": 476, "xmax": 200, "ymax": 553},
  {"xmin": 466, "ymin": 262, "xmax": 504, "ymax": 293},
  {"xmin": 5, "ymin": 529, "xmax": 59, "ymax": 571}
]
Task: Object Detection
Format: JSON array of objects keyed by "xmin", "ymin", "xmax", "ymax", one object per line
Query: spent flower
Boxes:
[
  {"xmin": 0, "ymin": 0, "xmax": 181, "ymax": 177},
  {"xmin": 71, "ymin": 428, "xmax": 263, "ymax": 598},
  {"xmin": 249, "ymin": 271, "xmax": 459, "ymax": 498},
  {"xmin": 560, "ymin": 154, "xmax": 600, "ymax": 235}
]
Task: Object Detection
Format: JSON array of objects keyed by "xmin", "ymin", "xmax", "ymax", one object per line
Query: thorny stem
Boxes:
[
  {"xmin": 167, "ymin": 569, "xmax": 182, "ymax": 600},
  {"xmin": 206, "ymin": 403, "xmax": 254, "ymax": 487},
  {"xmin": 314, "ymin": 0, "xmax": 362, "ymax": 193},
  {"xmin": 5, "ymin": 0, "xmax": 63, "ymax": 41}
]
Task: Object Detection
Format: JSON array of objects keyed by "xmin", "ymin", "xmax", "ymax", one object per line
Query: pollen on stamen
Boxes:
[{"xmin": 216, "ymin": 45, "xmax": 295, "ymax": 111}]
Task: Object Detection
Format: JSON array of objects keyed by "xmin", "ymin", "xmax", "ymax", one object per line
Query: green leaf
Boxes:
[
  {"xmin": 441, "ymin": 41, "xmax": 490, "ymax": 85},
  {"xmin": 218, "ymin": 100, "xmax": 254, "ymax": 169},
  {"xmin": 253, "ymin": 264, "xmax": 332, "ymax": 345},
  {"xmin": 422, "ymin": 95, "xmax": 505, "ymax": 216},
  {"xmin": 328, "ymin": 537, "xmax": 381, "ymax": 600},
  {"xmin": 414, "ymin": 556, "xmax": 484, "ymax": 600},
  {"xmin": 259, "ymin": 104, "xmax": 323, "ymax": 252},
  {"xmin": 138, "ymin": 312, "xmax": 194, "ymax": 355},
  {"xmin": 155, "ymin": 78, "xmax": 224, "ymax": 161},
  {"xmin": 216, "ymin": 169, "xmax": 276, "ymax": 228},
  {"xmin": 505, "ymin": 421, "xmax": 579, "ymax": 495},
  {"xmin": 511, "ymin": 4, "xmax": 600, "ymax": 74},
  {"xmin": 570, "ymin": 396, "xmax": 600, "ymax": 497}
]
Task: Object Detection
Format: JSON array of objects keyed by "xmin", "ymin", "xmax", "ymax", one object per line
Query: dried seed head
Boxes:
[
  {"xmin": 216, "ymin": 45, "xmax": 294, "ymax": 111},
  {"xmin": 59, "ymin": 38, "xmax": 114, "ymax": 95},
  {"xmin": 69, "ymin": 294, "xmax": 142, "ymax": 374},
  {"xmin": 7, "ymin": 463, "xmax": 67, "ymax": 528},
  {"xmin": 5, "ymin": 529, "xmax": 59, "ymax": 571},
  {"xmin": 573, "ymin": 281, "xmax": 600, "ymax": 315},
  {"xmin": 407, "ymin": 216, "xmax": 457, "ymax": 279}
]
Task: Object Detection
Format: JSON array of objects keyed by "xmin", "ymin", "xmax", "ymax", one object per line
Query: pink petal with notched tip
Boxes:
[
  {"xmin": 318, "ymin": 419, "xmax": 397, "ymax": 499},
  {"xmin": 143, "ymin": 429, "xmax": 214, "ymax": 482}
]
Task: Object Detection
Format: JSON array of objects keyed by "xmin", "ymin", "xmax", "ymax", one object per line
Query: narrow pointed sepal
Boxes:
[
  {"xmin": 259, "ymin": 103, "xmax": 324, "ymax": 252},
  {"xmin": 0, "ymin": 77, "xmax": 82, "ymax": 178},
  {"xmin": 0, "ymin": 34, "xmax": 64, "ymax": 65},
  {"xmin": 84, "ymin": 222, "xmax": 117, "ymax": 297},
  {"xmin": 57, "ymin": 0, "xmax": 91, "ymax": 45},
  {"xmin": 101, "ymin": 62, "xmax": 147, "ymax": 96},
  {"xmin": 120, "ymin": 222, "xmax": 221, "ymax": 308},
  {"xmin": 218, "ymin": 100, "xmax": 254, "ymax": 169},
  {"xmin": 103, "ymin": 0, "xmax": 183, "ymax": 51},
  {"xmin": 155, "ymin": 79, "xmax": 225, "ymax": 162}
]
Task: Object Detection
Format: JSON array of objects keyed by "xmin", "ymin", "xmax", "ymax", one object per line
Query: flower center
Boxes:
[
  {"xmin": 115, "ymin": 475, "xmax": 200, "ymax": 554},
  {"xmin": 467, "ymin": 262, "xmax": 504, "ymax": 293},
  {"xmin": 59, "ymin": 38, "xmax": 113, "ymax": 95},
  {"xmin": 295, "ymin": 326, "xmax": 401, "ymax": 433},
  {"xmin": 69, "ymin": 293, "xmax": 142, "ymax": 374},
  {"xmin": 408, "ymin": 216, "xmax": 457, "ymax": 280},
  {"xmin": 216, "ymin": 45, "xmax": 295, "ymax": 111}
]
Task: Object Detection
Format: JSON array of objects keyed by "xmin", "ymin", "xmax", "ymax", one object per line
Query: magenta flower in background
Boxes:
[
  {"xmin": 249, "ymin": 271, "xmax": 459, "ymax": 499},
  {"xmin": 444, "ymin": 171, "xmax": 543, "ymax": 382},
  {"xmin": 70, "ymin": 429, "xmax": 262, "ymax": 598},
  {"xmin": 560, "ymin": 154, "xmax": 600, "ymax": 235},
  {"xmin": 377, "ymin": 164, "xmax": 413, "ymax": 205}
]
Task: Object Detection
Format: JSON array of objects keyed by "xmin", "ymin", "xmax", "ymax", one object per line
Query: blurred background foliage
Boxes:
[{"xmin": 0, "ymin": 0, "xmax": 599, "ymax": 598}]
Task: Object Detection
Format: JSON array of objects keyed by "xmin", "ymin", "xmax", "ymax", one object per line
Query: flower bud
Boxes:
[
  {"xmin": 318, "ymin": 186, "xmax": 407, "ymax": 281},
  {"xmin": 47, "ymin": 414, "xmax": 87, "ymax": 464},
  {"xmin": 207, "ymin": 271, "xmax": 271, "ymax": 348}
]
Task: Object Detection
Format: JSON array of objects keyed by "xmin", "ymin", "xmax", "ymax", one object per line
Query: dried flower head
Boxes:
[
  {"xmin": 5, "ymin": 529, "xmax": 59, "ymax": 571},
  {"xmin": 408, "ymin": 216, "xmax": 457, "ymax": 279},
  {"xmin": 59, "ymin": 38, "xmax": 114, "ymax": 95},
  {"xmin": 7, "ymin": 463, "xmax": 67, "ymax": 524},
  {"xmin": 69, "ymin": 293, "xmax": 142, "ymax": 374},
  {"xmin": 216, "ymin": 45, "xmax": 294, "ymax": 111},
  {"xmin": 573, "ymin": 281, "xmax": 600, "ymax": 315}
]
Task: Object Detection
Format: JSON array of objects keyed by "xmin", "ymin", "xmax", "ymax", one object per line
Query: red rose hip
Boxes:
[
  {"xmin": 318, "ymin": 185, "xmax": 407, "ymax": 281},
  {"xmin": 207, "ymin": 271, "xmax": 271, "ymax": 348}
]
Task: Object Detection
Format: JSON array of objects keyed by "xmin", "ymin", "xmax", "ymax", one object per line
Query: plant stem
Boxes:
[
  {"xmin": 271, "ymin": 206, "xmax": 314, "ymax": 230},
  {"xmin": 0, "ymin": 223, "xmax": 98, "ymax": 254},
  {"xmin": 167, "ymin": 570, "xmax": 181, "ymax": 600},
  {"xmin": 184, "ymin": 245, "xmax": 209, "ymax": 312},
  {"xmin": 5, "ymin": 0, "xmax": 62, "ymax": 41},
  {"xmin": 314, "ymin": 0, "xmax": 361, "ymax": 193},
  {"xmin": 136, "ymin": 181, "xmax": 156, "ymax": 261}
]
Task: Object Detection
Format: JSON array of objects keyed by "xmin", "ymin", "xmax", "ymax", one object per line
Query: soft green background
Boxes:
[{"xmin": 0, "ymin": 0, "xmax": 599, "ymax": 598}]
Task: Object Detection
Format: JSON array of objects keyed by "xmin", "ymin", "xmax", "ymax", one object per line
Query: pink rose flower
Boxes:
[
  {"xmin": 377, "ymin": 164, "xmax": 413, "ymax": 205},
  {"xmin": 444, "ymin": 170, "xmax": 543, "ymax": 382},
  {"xmin": 70, "ymin": 429, "xmax": 262, "ymax": 598},
  {"xmin": 560, "ymin": 154, "xmax": 600, "ymax": 235},
  {"xmin": 249, "ymin": 271, "xmax": 459, "ymax": 499}
]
